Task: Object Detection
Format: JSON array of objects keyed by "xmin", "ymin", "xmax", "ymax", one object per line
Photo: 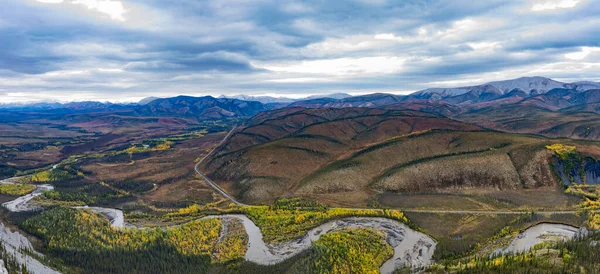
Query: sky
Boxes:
[{"xmin": 0, "ymin": 0, "xmax": 599, "ymax": 103}]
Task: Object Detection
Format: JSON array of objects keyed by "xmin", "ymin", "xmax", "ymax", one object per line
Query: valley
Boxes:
[
  {"xmin": 1, "ymin": 77, "xmax": 600, "ymax": 273},
  {"xmin": 4, "ymin": 0, "xmax": 600, "ymax": 272}
]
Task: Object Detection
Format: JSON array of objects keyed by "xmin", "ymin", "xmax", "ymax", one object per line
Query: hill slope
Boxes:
[{"xmin": 202, "ymin": 107, "xmax": 482, "ymax": 203}]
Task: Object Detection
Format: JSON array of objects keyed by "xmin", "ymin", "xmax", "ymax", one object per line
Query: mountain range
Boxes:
[
  {"xmin": 196, "ymin": 77, "xmax": 600, "ymax": 205},
  {"xmin": 3, "ymin": 76, "xmax": 598, "ymax": 111},
  {"xmin": 3, "ymin": 77, "xmax": 600, "ymax": 138},
  {"xmin": 217, "ymin": 92, "xmax": 352, "ymax": 104},
  {"xmin": 412, "ymin": 76, "xmax": 600, "ymax": 98}
]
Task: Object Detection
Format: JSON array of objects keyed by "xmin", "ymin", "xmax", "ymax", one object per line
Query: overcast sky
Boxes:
[{"xmin": 1, "ymin": 0, "xmax": 599, "ymax": 103}]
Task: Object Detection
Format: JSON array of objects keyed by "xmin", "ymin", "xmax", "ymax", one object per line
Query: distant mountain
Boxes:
[
  {"xmin": 412, "ymin": 77, "xmax": 598, "ymax": 100},
  {"xmin": 219, "ymin": 95, "xmax": 295, "ymax": 104},
  {"xmin": 291, "ymin": 93, "xmax": 403, "ymax": 108},
  {"xmin": 219, "ymin": 93, "xmax": 352, "ymax": 104},
  {"xmin": 0, "ymin": 101, "xmax": 130, "ymax": 111},
  {"xmin": 487, "ymin": 77, "xmax": 567, "ymax": 94},
  {"xmin": 0, "ymin": 101, "xmax": 63, "ymax": 110},
  {"xmin": 571, "ymin": 81, "xmax": 600, "ymax": 91},
  {"xmin": 4, "ymin": 77, "xmax": 600, "ymax": 122},
  {"xmin": 135, "ymin": 95, "xmax": 268, "ymax": 119},
  {"xmin": 138, "ymin": 97, "xmax": 160, "ymax": 105},
  {"xmin": 304, "ymin": 93, "xmax": 352, "ymax": 100},
  {"xmin": 288, "ymin": 97, "xmax": 339, "ymax": 108},
  {"xmin": 288, "ymin": 77, "xmax": 600, "ymax": 109},
  {"xmin": 517, "ymin": 89, "xmax": 600, "ymax": 110}
]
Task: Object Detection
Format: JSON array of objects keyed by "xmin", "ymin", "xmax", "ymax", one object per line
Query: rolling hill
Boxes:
[
  {"xmin": 202, "ymin": 107, "xmax": 484, "ymax": 203},
  {"xmin": 202, "ymin": 103, "xmax": 592, "ymax": 207}
]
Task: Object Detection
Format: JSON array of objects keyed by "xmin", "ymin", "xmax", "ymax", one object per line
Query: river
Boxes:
[
  {"xmin": 501, "ymin": 223, "xmax": 586, "ymax": 254},
  {"xmin": 0, "ymin": 182, "xmax": 589, "ymax": 274},
  {"xmin": 0, "ymin": 181, "xmax": 437, "ymax": 273},
  {"xmin": 208, "ymin": 215, "xmax": 436, "ymax": 273}
]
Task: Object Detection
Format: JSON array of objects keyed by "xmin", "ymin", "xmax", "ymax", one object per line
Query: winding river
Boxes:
[
  {"xmin": 0, "ymin": 182, "xmax": 590, "ymax": 274},
  {"xmin": 500, "ymin": 223, "xmax": 587, "ymax": 254},
  {"xmin": 209, "ymin": 215, "xmax": 436, "ymax": 273},
  {"xmin": 2, "ymin": 184, "xmax": 54, "ymax": 212},
  {"xmin": 0, "ymin": 181, "xmax": 437, "ymax": 273}
]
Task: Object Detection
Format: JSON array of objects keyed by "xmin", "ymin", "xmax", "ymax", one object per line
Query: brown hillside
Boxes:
[
  {"xmin": 457, "ymin": 105, "xmax": 600, "ymax": 140},
  {"xmin": 203, "ymin": 107, "xmax": 481, "ymax": 203}
]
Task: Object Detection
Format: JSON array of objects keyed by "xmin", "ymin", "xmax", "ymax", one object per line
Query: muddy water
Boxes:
[
  {"xmin": 208, "ymin": 215, "xmax": 436, "ymax": 274},
  {"xmin": 502, "ymin": 223, "xmax": 583, "ymax": 254},
  {"xmin": 2, "ymin": 183, "xmax": 437, "ymax": 273},
  {"xmin": 1, "ymin": 184, "xmax": 54, "ymax": 212},
  {"xmin": 74, "ymin": 206, "xmax": 133, "ymax": 228}
]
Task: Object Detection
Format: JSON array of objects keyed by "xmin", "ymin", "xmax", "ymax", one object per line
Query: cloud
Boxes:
[
  {"xmin": 36, "ymin": 0, "xmax": 127, "ymax": 21},
  {"xmin": 72, "ymin": 0, "xmax": 127, "ymax": 21},
  {"xmin": 36, "ymin": 0, "xmax": 64, "ymax": 3},
  {"xmin": 0, "ymin": 0, "xmax": 598, "ymax": 102},
  {"xmin": 532, "ymin": 0, "xmax": 581, "ymax": 11},
  {"xmin": 564, "ymin": 47, "xmax": 600, "ymax": 60},
  {"xmin": 280, "ymin": 1, "xmax": 313, "ymax": 13},
  {"xmin": 255, "ymin": 56, "xmax": 405, "ymax": 76}
]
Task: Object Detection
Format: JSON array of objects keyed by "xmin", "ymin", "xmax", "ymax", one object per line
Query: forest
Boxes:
[
  {"xmin": 428, "ymin": 231, "xmax": 600, "ymax": 273},
  {"xmin": 18, "ymin": 206, "xmax": 407, "ymax": 274},
  {"xmin": 290, "ymin": 228, "xmax": 393, "ymax": 274},
  {"xmin": 166, "ymin": 198, "xmax": 412, "ymax": 243},
  {"xmin": 0, "ymin": 183, "xmax": 36, "ymax": 196},
  {"xmin": 21, "ymin": 207, "xmax": 230, "ymax": 273}
]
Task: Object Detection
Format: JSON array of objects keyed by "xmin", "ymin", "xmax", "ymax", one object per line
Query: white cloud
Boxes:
[
  {"xmin": 354, "ymin": 0, "xmax": 387, "ymax": 6},
  {"xmin": 291, "ymin": 19, "xmax": 324, "ymax": 35},
  {"xmin": 531, "ymin": 0, "xmax": 581, "ymax": 11},
  {"xmin": 36, "ymin": 0, "xmax": 127, "ymax": 21},
  {"xmin": 564, "ymin": 47, "xmax": 600, "ymax": 60},
  {"xmin": 255, "ymin": 56, "xmax": 405, "ymax": 76},
  {"xmin": 43, "ymin": 69, "xmax": 89, "ymax": 77},
  {"xmin": 7, "ymin": 0, "xmax": 599, "ymax": 102},
  {"xmin": 374, "ymin": 33, "xmax": 403, "ymax": 41},
  {"xmin": 468, "ymin": 41, "xmax": 500, "ymax": 51},
  {"xmin": 305, "ymin": 33, "xmax": 404, "ymax": 55},
  {"xmin": 72, "ymin": 0, "xmax": 126, "ymax": 21},
  {"xmin": 36, "ymin": 0, "xmax": 64, "ymax": 3},
  {"xmin": 281, "ymin": 2, "xmax": 313, "ymax": 13},
  {"xmin": 265, "ymin": 77, "xmax": 332, "ymax": 83}
]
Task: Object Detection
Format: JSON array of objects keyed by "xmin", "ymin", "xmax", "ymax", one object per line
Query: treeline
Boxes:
[
  {"xmin": 242, "ymin": 203, "xmax": 411, "ymax": 243},
  {"xmin": 27, "ymin": 168, "xmax": 79, "ymax": 184},
  {"xmin": 214, "ymin": 228, "xmax": 394, "ymax": 274},
  {"xmin": 0, "ymin": 183, "xmax": 36, "ymax": 196},
  {"xmin": 165, "ymin": 199, "xmax": 412, "ymax": 244},
  {"xmin": 299, "ymin": 228, "xmax": 392, "ymax": 273},
  {"xmin": 0, "ymin": 242, "xmax": 30, "ymax": 274},
  {"xmin": 19, "ymin": 206, "xmax": 412, "ymax": 274},
  {"xmin": 20, "ymin": 207, "xmax": 246, "ymax": 274},
  {"xmin": 430, "ymin": 231, "xmax": 600, "ymax": 273},
  {"xmin": 271, "ymin": 198, "xmax": 328, "ymax": 210}
]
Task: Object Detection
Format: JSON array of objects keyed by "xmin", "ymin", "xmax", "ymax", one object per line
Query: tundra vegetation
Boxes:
[
  {"xmin": 165, "ymin": 198, "xmax": 412, "ymax": 243},
  {"xmin": 426, "ymin": 231, "xmax": 600, "ymax": 273},
  {"xmin": 292, "ymin": 228, "xmax": 393, "ymax": 274},
  {"xmin": 21, "ymin": 207, "xmax": 234, "ymax": 273},
  {"xmin": 19, "ymin": 206, "xmax": 399, "ymax": 274},
  {"xmin": 3, "ymin": 105, "xmax": 600, "ymax": 274},
  {"xmin": 0, "ymin": 183, "xmax": 36, "ymax": 196}
]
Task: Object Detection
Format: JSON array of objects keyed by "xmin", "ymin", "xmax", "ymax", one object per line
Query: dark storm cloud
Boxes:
[{"xmin": 0, "ymin": 0, "xmax": 598, "ymax": 102}]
